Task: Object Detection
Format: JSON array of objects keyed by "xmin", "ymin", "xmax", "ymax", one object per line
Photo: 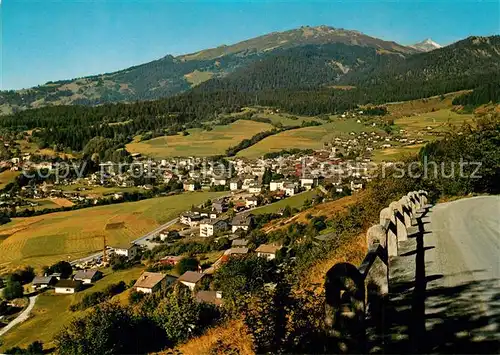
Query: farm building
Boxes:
[
  {"xmin": 32, "ymin": 276, "xmax": 57, "ymax": 291},
  {"xmin": 73, "ymin": 269, "xmax": 103, "ymax": 284},
  {"xmin": 112, "ymin": 243, "xmax": 140, "ymax": 260},
  {"xmin": 133, "ymin": 272, "xmax": 176, "ymax": 294},
  {"xmin": 178, "ymin": 271, "xmax": 205, "ymax": 291},
  {"xmin": 54, "ymin": 280, "xmax": 83, "ymax": 294}
]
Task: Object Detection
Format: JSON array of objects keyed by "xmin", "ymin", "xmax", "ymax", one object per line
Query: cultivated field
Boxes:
[
  {"xmin": 237, "ymin": 120, "xmax": 381, "ymax": 158},
  {"xmin": 0, "ymin": 170, "xmax": 19, "ymax": 189},
  {"xmin": 394, "ymin": 108, "xmax": 474, "ymax": 133},
  {"xmin": 372, "ymin": 109, "xmax": 475, "ymax": 162},
  {"xmin": 0, "ymin": 191, "xmax": 226, "ymax": 272},
  {"xmin": 372, "ymin": 144, "xmax": 425, "ymax": 162},
  {"xmin": 0, "ymin": 266, "xmax": 144, "ymax": 351},
  {"xmin": 126, "ymin": 119, "xmax": 273, "ymax": 158},
  {"xmin": 59, "ymin": 184, "xmax": 144, "ymax": 197},
  {"xmin": 385, "ymin": 91, "xmax": 468, "ymax": 118},
  {"xmin": 18, "ymin": 198, "xmax": 75, "ymax": 212},
  {"xmin": 252, "ymin": 189, "xmax": 319, "ymax": 215}
]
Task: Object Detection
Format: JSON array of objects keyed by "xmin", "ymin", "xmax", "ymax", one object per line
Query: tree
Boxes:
[
  {"xmin": 109, "ymin": 254, "xmax": 129, "ymax": 271},
  {"xmin": 176, "ymin": 257, "xmax": 199, "ymax": 275},
  {"xmin": 212, "ymin": 255, "xmax": 275, "ymax": 312},
  {"xmin": 8, "ymin": 266, "xmax": 35, "ymax": 284},
  {"xmin": 262, "ymin": 168, "xmax": 273, "ymax": 185},
  {"xmin": 43, "ymin": 261, "xmax": 72, "ymax": 279},
  {"xmin": 5, "ymin": 341, "xmax": 44, "ymax": 354},
  {"xmin": 282, "ymin": 205, "xmax": 292, "ymax": 218},
  {"xmin": 3, "ymin": 280, "xmax": 23, "ymax": 300},
  {"xmin": 54, "ymin": 303, "xmax": 139, "ymax": 355},
  {"xmin": 152, "ymin": 289, "xmax": 219, "ymax": 345}
]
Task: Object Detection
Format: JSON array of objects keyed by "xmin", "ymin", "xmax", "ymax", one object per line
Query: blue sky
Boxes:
[{"xmin": 2, "ymin": 0, "xmax": 499, "ymax": 90}]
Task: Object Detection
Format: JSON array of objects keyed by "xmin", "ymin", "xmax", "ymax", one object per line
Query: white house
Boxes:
[
  {"xmin": 255, "ymin": 244, "xmax": 282, "ymax": 261},
  {"xmin": 229, "ymin": 180, "xmax": 242, "ymax": 191},
  {"xmin": 300, "ymin": 177, "xmax": 316, "ymax": 190},
  {"xmin": 231, "ymin": 215, "xmax": 253, "ymax": 233},
  {"xmin": 133, "ymin": 272, "xmax": 176, "ymax": 294},
  {"xmin": 245, "ymin": 196, "xmax": 259, "ymax": 208},
  {"xmin": 350, "ymin": 181, "xmax": 363, "ymax": 192},
  {"xmin": 183, "ymin": 181, "xmax": 197, "ymax": 191},
  {"xmin": 247, "ymin": 184, "xmax": 262, "ymax": 194},
  {"xmin": 242, "ymin": 178, "xmax": 256, "ymax": 190},
  {"xmin": 283, "ymin": 183, "xmax": 298, "ymax": 196},
  {"xmin": 180, "ymin": 212, "xmax": 204, "ymax": 227},
  {"xmin": 199, "ymin": 218, "xmax": 230, "ymax": 237},
  {"xmin": 54, "ymin": 280, "xmax": 83, "ymax": 294},
  {"xmin": 269, "ymin": 180, "xmax": 285, "ymax": 192},
  {"xmin": 112, "ymin": 243, "xmax": 140, "ymax": 260},
  {"xmin": 178, "ymin": 271, "xmax": 205, "ymax": 291},
  {"xmin": 212, "ymin": 178, "xmax": 227, "ymax": 186},
  {"xmin": 31, "ymin": 276, "xmax": 56, "ymax": 291}
]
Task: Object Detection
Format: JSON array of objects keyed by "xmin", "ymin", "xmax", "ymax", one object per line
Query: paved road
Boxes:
[
  {"xmin": 389, "ymin": 196, "xmax": 500, "ymax": 353},
  {"xmin": 132, "ymin": 217, "xmax": 179, "ymax": 248},
  {"xmin": 426, "ymin": 196, "xmax": 500, "ymax": 287},
  {"xmin": 0, "ymin": 295, "xmax": 38, "ymax": 337}
]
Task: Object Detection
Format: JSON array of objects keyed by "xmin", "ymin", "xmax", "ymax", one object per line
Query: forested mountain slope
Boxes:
[
  {"xmin": 0, "ymin": 26, "xmax": 415, "ymax": 113},
  {"xmin": 340, "ymin": 36, "xmax": 500, "ymax": 102}
]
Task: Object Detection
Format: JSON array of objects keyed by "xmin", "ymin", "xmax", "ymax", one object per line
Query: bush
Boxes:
[
  {"xmin": 2, "ymin": 280, "xmax": 23, "ymax": 300},
  {"xmin": 7, "ymin": 266, "xmax": 35, "ymax": 284},
  {"xmin": 5, "ymin": 341, "xmax": 44, "ymax": 355},
  {"xmin": 176, "ymin": 257, "xmax": 199, "ymax": 275},
  {"xmin": 70, "ymin": 281, "xmax": 127, "ymax": 311},
  {"xmin": 128, "ymin": 290, "xmax": 145, "ymax": 304},
  {"xmin": 110, "ymin": 254, "xmax": 130, "ymax": 271}
]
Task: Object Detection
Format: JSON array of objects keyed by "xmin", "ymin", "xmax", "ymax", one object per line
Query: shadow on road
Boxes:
[{"xmin": 370, "ymin": 209, "xmax": 500, "ymax": 354}]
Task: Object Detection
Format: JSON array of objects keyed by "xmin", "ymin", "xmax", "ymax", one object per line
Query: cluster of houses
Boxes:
[
  {"xmin": 32, "ymin": 269, "xmax": 103, "ymax": 294},
  {"xmin": 177, "ymin": 195, "xmax": 257, "ymax": 239},
  {"xmin": 139, "ymin": 241, "xmax": 284, "ymax": 305}
]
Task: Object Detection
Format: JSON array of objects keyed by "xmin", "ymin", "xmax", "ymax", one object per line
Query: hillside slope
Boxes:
[{"xmin": 340, "ymin": 35, "xmax": 500, "ymax": 102}]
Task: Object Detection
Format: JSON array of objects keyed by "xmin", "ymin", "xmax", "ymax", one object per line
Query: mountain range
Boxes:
[{"xmin": 0, "ymin": 26, "xmax": 498, "ymax": 114}]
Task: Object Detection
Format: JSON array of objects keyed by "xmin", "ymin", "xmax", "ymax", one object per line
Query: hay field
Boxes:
[
  {"xmin": 126, "ymin": 119, "xmax": 273, "ymax": 158},
  {"xmin": 394, "ymin": 109, "xmax": 474, "ymax": 133},
  {"xmin": 252, "ymin": 189, "xmax": 319, "ymax": 215},
  {"xmin": 0, "ymin": 170, "xmax": 20, "ymax": 189},
  {"xmin": 372, "ymin": 144, "xmax": 425, "ymax": 162},
  {"xmin": 237, "ymin": 120, "xmax": 380, "ymax": 158},
  {"xmin": 385, "ymin": 91, "xmax": 468, "ymax": 118},
  {"xmin": 0, "ymin": 191, "xmax": 226, "ymax": 272},
  {"xmin": 372, "ymin": 109, "xmax": 475, "ymax": 162}
]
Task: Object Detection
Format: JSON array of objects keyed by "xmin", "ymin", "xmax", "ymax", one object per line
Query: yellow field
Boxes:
[
  {"xmin": 16, "ymin": 140, "xmax": 77, "ymax": 159},
  {"xmin": 0, "ymin": 170, "xmax": 19, "ymax": 189},
  {"xmin": 237, "ymin": 120, "xmax": 380, "ymax": 158},
  {"xmin": 0, "ymin": 191, "xmax": 226, "ymax": 272},
  {"xmin": 59, "ymin": 184, "xmax": 144, "ymax": 197},
  {"xmin": 372, "ymin": 109, "xmax": 475, "ymax": 162},
  {"xmin": 126, "ymin": 119, "xmax": 273, "ymax": 158},
  {"xmin": 0, "ymin": 266, "xmax": 144, "ymax": 351},
  {"xmin": 372, "ymin": 144, "xmax": 425, "ymax": 162},
  {"xmin": 385, "ymin": 91, "xmax": 468, "ymax": 118},
  {"xmin": 184, "ymin": 70, "xmax": 214, "ymax": 86},
  {"xmin": 394, "ymin": 109, "xmax": 474, "ymax": 132},
  {"xmin": 17, "ymin": 198, "xmax": 75, "ymax": 212}
]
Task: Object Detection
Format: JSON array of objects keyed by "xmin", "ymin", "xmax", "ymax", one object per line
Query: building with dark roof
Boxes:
[{"xmin": 73, "ymin": 269, "xmax": 103, "ymax": 284}]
